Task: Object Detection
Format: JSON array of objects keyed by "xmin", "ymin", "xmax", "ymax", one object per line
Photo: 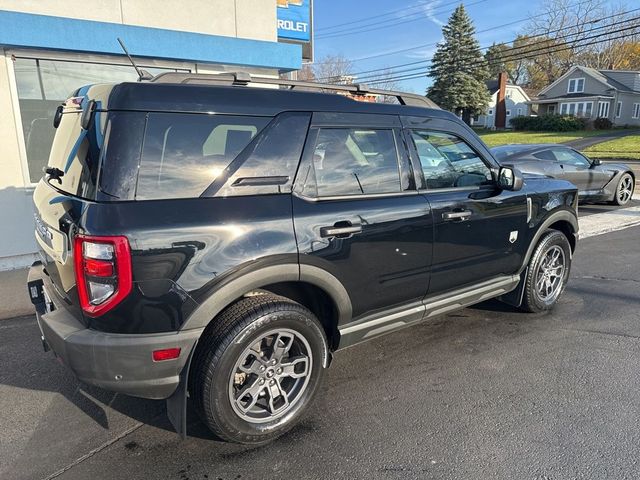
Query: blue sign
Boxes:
[{"xmin": 277, "ymin": 0, "xmax": 311, "ymax": 42}]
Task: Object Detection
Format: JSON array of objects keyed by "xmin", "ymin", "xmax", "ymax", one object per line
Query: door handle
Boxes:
[
  {"xmin": 320, "ymin": 222, "xmax": 362, "ymax": 238},
  {"xmin": 442, "ymin": 210, "xmax": 472, "ymax": 221}
]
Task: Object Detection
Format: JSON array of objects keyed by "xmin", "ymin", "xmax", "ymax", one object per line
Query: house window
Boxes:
[
  {"xmin": 548, "ymin": 105, "xmax": 556, "ymax": 114},
  {"xmin": 517, "ymin": 107, "xmax": 522, "ymax": 116},
  {"xmin": 586, "ymin": 102, "xmax": 593, "ymax": 116},
  {"xmin": 560, "ymin": 102, "xmax": 593, "ymax": 117},
  {"xmin": 616, "ymin": 102, "xmax": 622, "ymax": 118},
  {"xmin": 506, "ymin": 110, "xmax": 511, "ymax": 116},
  {"xmin": 598, "ymin": 101, "xmax": 610, "ymax": 118},
  {"xmin": 633, "ymin": 103, "xmax": 640, "ymax": 119},
  {"xmin": 488, "ymin": 109, "xmax": 494, "ymax": 115},
  {"xmin": 568, "ymin": 78, "xmax": 585, "ymax": 93}
]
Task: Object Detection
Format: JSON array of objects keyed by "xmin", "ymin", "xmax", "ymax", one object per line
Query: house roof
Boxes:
[
  {"xmin": 538, "ymin": 65, "xmax": 640, "ymax": 97},
  {"xmin": 527, "ymin": 93, "xmax": 614, "ymax": 104},
  {"xmin": 484, "ymin": 80, "xmax": 531, "ymax": 100},
  {"xmin": 581, "ymin": 66, "xmax": 637, "ymax": 93},
  {"xmin": 485, "ymin": 80, "xmax": 500, "ymax": 94}
]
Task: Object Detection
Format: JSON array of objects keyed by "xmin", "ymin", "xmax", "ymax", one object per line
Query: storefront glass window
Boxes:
[{"xmin": 13, "ymin": 57, "xmax": 188, "ymax": 183}]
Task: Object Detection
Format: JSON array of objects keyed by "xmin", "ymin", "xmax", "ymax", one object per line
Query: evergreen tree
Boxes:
[
  {"xmin": 427, "ymin": 5, "xmax": 490, "ymax": 124},
  {"xmin": 485, "ymin": 43, "xmax": 509, "ymax": 80}
]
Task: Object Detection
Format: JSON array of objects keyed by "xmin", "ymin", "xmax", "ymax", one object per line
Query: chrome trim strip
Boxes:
[
  {"xmin": 338, "ymin": 275, "xmax": 520, "ymax": 348},
  {"xmin": 527, "ymin": 197, "xmax": 533, "ymax": 223},
  {"xmin": 293, "ymin": 190, "xmax": 420, "ymax": 203},
  {"xmin": 340, "ymin": 304, "xmax": 425, "ymax": 336}
]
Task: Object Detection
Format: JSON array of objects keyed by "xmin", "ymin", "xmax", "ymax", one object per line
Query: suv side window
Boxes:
[
  {"xmin": 136, "ymin": 113, "xmax": 270, "ymax": 200},
  {"xmin": 308, "ymin": 128, "xmax": 402, "ymax": 197},
  {"xmin": 205, "ymin": 112, "xmax": 311, "ymax": 197},
  {"xmin": 409, "ymin": 130, "xmax": 493, "ymax": 189}
]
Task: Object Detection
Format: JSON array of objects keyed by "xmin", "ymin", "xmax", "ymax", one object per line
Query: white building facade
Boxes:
[
  {"xmin": 475, "ymin": 82, "xmax": 531, "ymax": 129},
  {"xmin": 0, "ymin": 1, "xmax": 309, "ymax": 270}
]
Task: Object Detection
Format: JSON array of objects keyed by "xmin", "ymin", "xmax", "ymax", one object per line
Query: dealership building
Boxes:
[{"xmin": 0, "ymin": 0, "xmax": 311, "ymax": 270}]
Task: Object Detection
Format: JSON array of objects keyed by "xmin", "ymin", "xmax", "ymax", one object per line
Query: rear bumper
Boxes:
[{"xmin": 28, "ymin": 263, "xmax": 203, "ymax": 400}]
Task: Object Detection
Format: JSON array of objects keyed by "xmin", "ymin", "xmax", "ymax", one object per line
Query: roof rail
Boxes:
[{"xmin": 150, "ymin": 71, "xmax": 439, "ymax": 109}]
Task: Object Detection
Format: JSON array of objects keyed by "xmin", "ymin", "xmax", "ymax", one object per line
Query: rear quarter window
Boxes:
[{"xmin": 136, "ymin": 114, "xmax": 271, "ymax": 200}]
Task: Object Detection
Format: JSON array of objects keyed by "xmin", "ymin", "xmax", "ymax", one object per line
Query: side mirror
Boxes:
[
  {"xmin": 498, "ymin": 166, "xmax": 524, "ymax": 191},
  {"xmin": 590, "ymin": 158, "xmax": 602, "ymax": 167}
]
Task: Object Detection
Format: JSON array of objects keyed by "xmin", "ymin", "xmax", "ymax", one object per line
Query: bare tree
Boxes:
[
  {"xmin": 577, "ymin": 4, "xmax": 640, "ymax": 69},
  {"xmin": 523, "ymin": 0, "xmax": 608, "ymax": 89},
  {"xmin": 312, "ymin": 54, "xmax": 354, "ymax": 84},
  {"xmin": 297, "ymin": 63, "xmax": 316, "ymax": 82}
]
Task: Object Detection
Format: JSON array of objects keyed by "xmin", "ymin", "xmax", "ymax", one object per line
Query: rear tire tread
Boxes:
[{"xmin": 190, "ymin": 294, "xmax": 323, "ymax": 444}]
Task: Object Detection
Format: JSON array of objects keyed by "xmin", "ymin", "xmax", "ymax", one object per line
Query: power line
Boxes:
[
  {"xmin": 350, "ymin": 12, "xmax": 640, "ymax": 82},
  {"xmin": 316, "ymin": 0, "xmax": 489, "ymax": 40},
  {"xmin": 342, "ymin": 9, "xmax": 640, "ymax": 83},
  {"xmin": 345, "ymin": 0, "xmax": 592, "ymax": 63},
  {"xmin": 316, "ymin": 0, "xmax": 464, "ymax": 33},
  {"xmin": 365, "ymin": 27, "xmax": 640, "ymax": 86}
]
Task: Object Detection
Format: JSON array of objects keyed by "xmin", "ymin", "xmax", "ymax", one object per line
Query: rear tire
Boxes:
[
  {"xmin": 520, "ymin": 230, "xmax": 572, "ymax": 313},
  {"xmin": 191, "ymin": 294, "xmax": 328, "ymax": 445},
  {"xmin": 612, "ymin": 173, "xmax": 634, "ymax": 206}
]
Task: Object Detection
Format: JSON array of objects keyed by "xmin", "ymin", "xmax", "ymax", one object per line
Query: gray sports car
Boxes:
[{"xmin": 492, "ymin": 144, "xmax": 635, "ymax": 205}]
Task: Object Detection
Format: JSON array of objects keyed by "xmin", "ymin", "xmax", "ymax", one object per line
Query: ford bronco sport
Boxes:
[{"xmin": 27, "ymin": 73, "xmax": 578, "ymax": 445}]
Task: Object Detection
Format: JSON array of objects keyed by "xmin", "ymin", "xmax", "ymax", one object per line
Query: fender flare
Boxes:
[
  {"xmin": 167, "ymin": 263, "xmax": 352, "ymax": 438},
  {"xmin": 519, "ymin": 209, "xmax": 578, "ymax": 274},
  {"xmin": 180, "ymin": 263, "xmax": 352, "ymax": 331}
]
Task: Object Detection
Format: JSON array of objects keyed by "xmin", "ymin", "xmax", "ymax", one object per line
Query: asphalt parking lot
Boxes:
[{"xmin": 2, "ymin": 220, "xmax": 640, "ymax": 479}]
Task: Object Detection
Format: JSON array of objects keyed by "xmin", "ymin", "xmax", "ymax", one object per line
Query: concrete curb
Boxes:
[{"xmin": 0, "ymin": 268, "xmax": 32, "ymax": 320}]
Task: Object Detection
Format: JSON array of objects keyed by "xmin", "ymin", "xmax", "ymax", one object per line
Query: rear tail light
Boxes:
[{"xmin": 74, "ymin": 235, "xmax": 132, "ymax": 317}]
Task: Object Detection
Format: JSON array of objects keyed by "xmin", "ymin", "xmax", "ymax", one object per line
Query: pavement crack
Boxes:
[
  {"xmin": 42, "ymin": 422, "xmax": 143, "ymax": 480},
  {"xmin": 558, "ymin": 327, "xmax": 640, "ymax": 340},
  {"xmin": 575, "ymin": 275, "xmax": 640, "ymax": 284}
]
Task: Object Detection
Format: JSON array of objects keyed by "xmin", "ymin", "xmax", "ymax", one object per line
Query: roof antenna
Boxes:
[{"xmin": 117, "ymin": 38, "xmax": 153, "ymax": 81}]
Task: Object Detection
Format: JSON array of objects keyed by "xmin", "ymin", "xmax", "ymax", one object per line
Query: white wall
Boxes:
[
  {"xmin": 0, "ymin": 0, "xmax": 281, "ymax": 269},
  {"xmin": 0, "ymin": 0, "xmax": 277, "ymax": 41},
  {"xmin": 476, "ymin": 86, "xmax": 530, "ymax": 129},
  {"xmin": 0, "ymin": 54, "xmax": 39, "ymax": 269}
]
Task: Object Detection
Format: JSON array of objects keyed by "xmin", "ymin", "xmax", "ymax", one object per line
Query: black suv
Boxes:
[{"xmin": 27, "ymin": 73, "xmax": 578, "ymax": 445}]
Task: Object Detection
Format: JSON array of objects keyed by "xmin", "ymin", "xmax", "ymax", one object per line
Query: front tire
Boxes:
[
  {"xmin": 521, "ymin": 230, "xmax": 572, "ymax": 313},
  {"xmin": 613, "ymin": 173, "xmax": 634, "ymax": 206},
  {"xmin": 191, "ymin": 294, "xmax": 328, "ymax": 445}
]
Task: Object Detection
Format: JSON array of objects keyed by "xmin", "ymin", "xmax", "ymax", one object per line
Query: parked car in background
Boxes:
[{"xmin": 492, "ymin": 144, "xmax": 635, "ymax": 205}]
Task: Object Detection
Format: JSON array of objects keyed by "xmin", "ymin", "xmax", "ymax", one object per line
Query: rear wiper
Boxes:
[{"xmin": 44, "ymin": 167, "xmax": 64, "ymax": 184}]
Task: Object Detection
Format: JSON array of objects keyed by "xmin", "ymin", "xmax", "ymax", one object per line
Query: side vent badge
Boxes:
[{"xmin": 509, "ymin": 231, "xmax": 518, "ymax": 244}]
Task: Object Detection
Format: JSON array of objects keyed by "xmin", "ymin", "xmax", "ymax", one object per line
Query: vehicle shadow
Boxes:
[{"xmin": 0, "ymin": 315, "xmax": 218, "ymax": 440}]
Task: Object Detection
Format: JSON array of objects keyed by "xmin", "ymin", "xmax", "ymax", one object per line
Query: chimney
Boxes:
[{"xmin": 495, "ymin": 71, "xmax": 508, "ymax": 129}]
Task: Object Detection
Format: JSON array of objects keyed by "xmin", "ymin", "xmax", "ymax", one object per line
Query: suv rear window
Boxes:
[
  {"xmin": 136, "ymin": 114, "xmax": 271, "ymax": 200},
  {"xmin": 46, "ymin": 102, "xmax": 106, "ymax": 200}
]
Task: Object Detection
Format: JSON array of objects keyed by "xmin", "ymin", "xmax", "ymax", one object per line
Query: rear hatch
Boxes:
[{"xmin": 33, "ymin": 85, "xmax": 113, "ymax": 323}]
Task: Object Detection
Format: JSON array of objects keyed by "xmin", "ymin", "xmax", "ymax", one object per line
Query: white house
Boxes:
[{"xmin": 475, "ymin": 80, "xmax": 531, "ymax": 129}]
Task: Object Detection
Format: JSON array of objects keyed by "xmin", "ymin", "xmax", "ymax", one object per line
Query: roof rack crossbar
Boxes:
[{"xmin": 150, "ymin": 71, "xmax": 438, "ymax": 108}]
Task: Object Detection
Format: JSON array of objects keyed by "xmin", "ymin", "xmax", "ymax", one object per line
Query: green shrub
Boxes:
[
  {"xmin": 509, "ymin": 114, "xmax": 587, "ymax": 131},
  {"xmin": 593, "ymin": 117, "xmax": 613, "ymax": 130}
]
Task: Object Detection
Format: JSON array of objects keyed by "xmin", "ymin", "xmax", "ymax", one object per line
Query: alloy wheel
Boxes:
[
  {"xmin": 535, "ymin": 245, "xmax": 566, "ymax": 302},
  {"xmin": 228, "ymin": 329, "xmax": 312, "ymax": 423},
  {"xmin": 617, "ymin": 175, "xmax": 634, "ymax": 204}
]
